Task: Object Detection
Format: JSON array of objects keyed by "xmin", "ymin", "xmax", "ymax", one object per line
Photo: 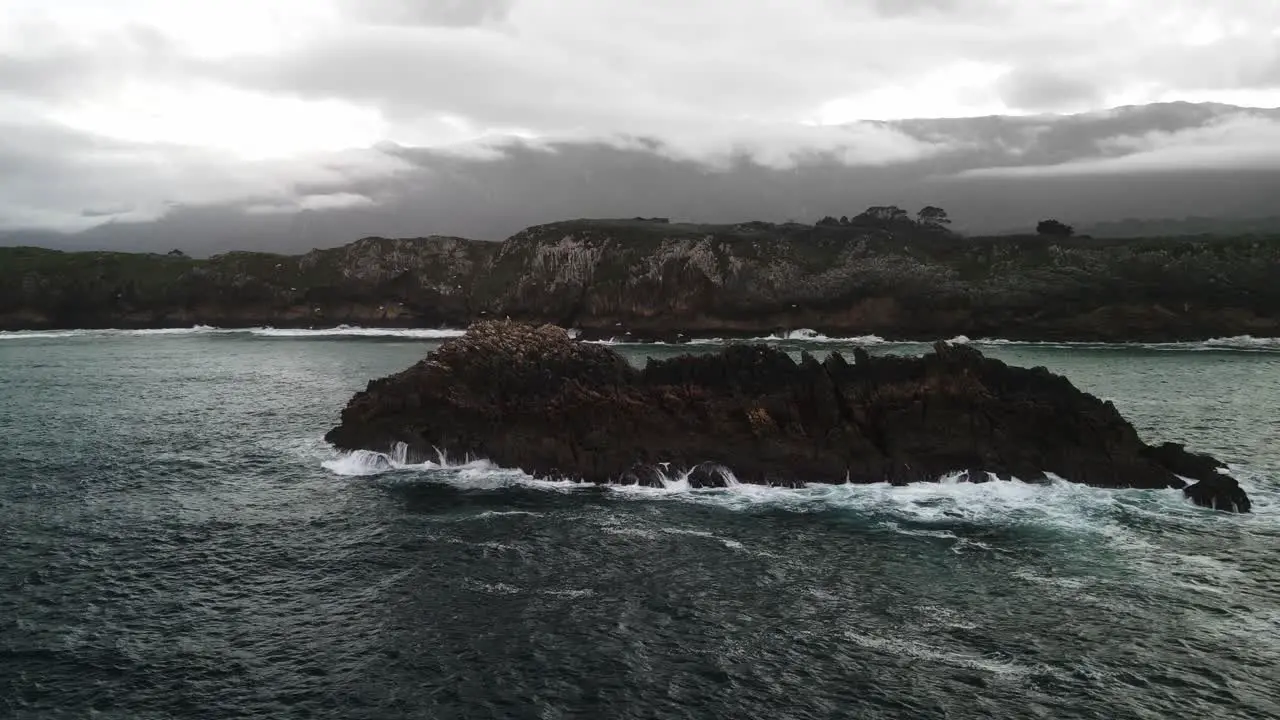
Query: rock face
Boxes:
[
  {"xmin": 325, "ymin": 321, "xmax": 1251, "ymax": 513},
  {"xmin": 4, "ymin": 218, "xmax": 1280, "ymax": 340},
  {"xmin": 0, "ymin": 236, "xmax": 497, "ymax": 330},
  {"xmin": 472, "ymin": 220, "xmax": 1280, "ymax": 342}
]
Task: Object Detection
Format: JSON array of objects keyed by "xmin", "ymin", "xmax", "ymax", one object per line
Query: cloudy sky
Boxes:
[{"xmin": 3, "ymin": 0, "xmax": 1280, "ymax": 248}]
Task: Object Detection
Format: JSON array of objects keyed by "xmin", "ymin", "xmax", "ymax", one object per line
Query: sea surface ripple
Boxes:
[{"xmin": 1, "ymin": 328, "xmax": 1278, "ymax": 719}]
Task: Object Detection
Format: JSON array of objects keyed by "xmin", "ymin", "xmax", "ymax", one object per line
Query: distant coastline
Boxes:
[
  {"xmin": 5, "ymin": 326, "xmax": 1280, "ymax": 355},
  {"xmin": 3, "ymin": 217, "xmax": 1279, "ymax": 342}
]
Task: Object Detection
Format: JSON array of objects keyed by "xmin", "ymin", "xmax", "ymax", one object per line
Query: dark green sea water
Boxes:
[{"xmin": 2, "ymin": 327, "xmax": 1278, "ymax": 719}]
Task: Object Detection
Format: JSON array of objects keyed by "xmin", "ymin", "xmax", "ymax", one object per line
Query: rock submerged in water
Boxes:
[{"xmin": 325, "ymin": 321, "xmax": 1251, "ymax": 513}]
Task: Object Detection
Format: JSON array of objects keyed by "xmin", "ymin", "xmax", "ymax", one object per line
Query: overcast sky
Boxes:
[{"xmin": 3, "ymin": 0, "xmax": 1280, "ymax": 240}]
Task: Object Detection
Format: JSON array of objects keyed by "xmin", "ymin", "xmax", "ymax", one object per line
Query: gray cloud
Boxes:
[
  {"xmin": 869, "ymin": 0, "xmax": 970, "ymax": 17},
  {"xmin": 338, "ymin": 0, "xmax": 515, "ymax": 27},
  {"xmin": 185, "ymin": 1, "xmax": 1280, "ymax": 159},
  {"xmin": 954, "ymin": 112, "xmax": 1280, "ymax": 178},
  {"xmin": 5, "ymin": 0, "xmax": 1280, "ymax": 246},
  {"xmin": 6, "ymin": 102, "xmax": 1280, "ymax": 257},
  {"xmin": 205, "ymin": 24, "xmax": 955, "ymax": 169},
  {"xmin": 0, "ymin": 25, "xmax": 175, "ymax": 101},
  {"xmin": 997, "ymin": 66, "xmax": 1103, "ymax": 113},
  {"xmin": 0, "ymin": 118, "xmax": 410, "ymax": 232}
]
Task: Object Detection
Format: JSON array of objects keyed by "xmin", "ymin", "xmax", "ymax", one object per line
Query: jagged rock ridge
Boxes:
[
  {"xmin": 325, "ymin": 321, "xmax": 1251, "ymax": 512},
  {"xmin": 4, "ymin": 218, "xmax": 1280, "ymax": 341}
]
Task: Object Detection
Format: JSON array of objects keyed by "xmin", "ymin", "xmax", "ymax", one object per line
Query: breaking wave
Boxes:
[
  {"xmin": 587, "ymin": 330, "xmax": 1280, "ymax": 352},
  {"xmin": 945, "ymin": 334, "xmax": 1280, "ymax": 353},
  {"xmin": 748, "ymin": 332, "xmax": 1280, "ymax": 353},
  {"xmin": 321, "ymin": 444, "xmax": 1280, "ymax": 532},
  {"xmin": 689, "ymin": 329, "xmax": 888, "ymax": 345},
  {"xmin": 247, "ymin": 326, "xmax": 465, "ymax": 338}
]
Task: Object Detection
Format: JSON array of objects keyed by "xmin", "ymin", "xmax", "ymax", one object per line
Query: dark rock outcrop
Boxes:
[{"xmin": 325, "ymin": 321, "xmax": 1251, "ymax": 513}]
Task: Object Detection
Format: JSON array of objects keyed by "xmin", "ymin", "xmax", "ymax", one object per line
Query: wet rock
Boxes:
[
  {"xmin": 325, "ymin": 321, "xmax": 1251, "ymax": 512},
  {"xmin": 1141, "ymin": 442, "xmax": 1251, "ymax": 512},
  {"xmin": 1183, "ymin": 475, "xmax": 1251, "ymax": 513}
]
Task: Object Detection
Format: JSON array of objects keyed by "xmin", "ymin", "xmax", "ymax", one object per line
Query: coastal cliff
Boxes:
[
  {"xmin": 4, "ymin": 219, "xmax": 1279, "ymax": 340},
  {"xmin": 0, "ymin": 236, "xmax": 495, "ymax": 330}
]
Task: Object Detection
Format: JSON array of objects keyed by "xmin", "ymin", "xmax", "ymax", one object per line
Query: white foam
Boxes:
[
  {"xmin": 321, "ymin": 448, "xmax": 405, "ymax": 476},
  {"xmin": 586, "ymin": 331, "xmax": 1280, "ymax": 352},
  {"xmin": 840, "ymin": 630, "xmax": 1033, "ymax": 677},
  {"xmin": 685, "ymin": 330, "xmax": 886, "ymax": 345},
  {"xmin": 248, "ymin": 325, "xmax": 465, "ymax": 338},
  {"xmin": 681, "ymin": 333, "xmax": 1280, "ymax": 353},
  {"xmin": 0, "ymin": 331, "xmax": 85, "ymax": 340},
  {"xmin": 467, "ymin": 581, "xmax": 522, "ymax": 595},
  {"xmin": 1194, "ymin": 335, "xmax": 1280, "ymax": 350},
  {"xmin": 965, "ymin": 336, "xmax": 1280, "ymax": 353},
  {"xmin": 322, "ymin": 448, "xmax": 1280, "ymax": 539},
  {"xmin": 606, "ymin": 470, "xmax": 1145, "ymax": 535},
  {"xmin": 322, "ymin": 443, "xmax": 588, "ymax": 492},
  {"xmin": 475, "ymin": 510, "xmax": 542, "ymax": 519},
  {"xmin": 540, "ymin": 588, "xmax": 595, "ymax": 598},
  {"xmin": 0, "ymin": 325, "xmax": 218, "ymax": 340}
]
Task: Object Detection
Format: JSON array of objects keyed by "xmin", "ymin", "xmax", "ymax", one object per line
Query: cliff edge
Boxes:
[{"xmin": 3, "ymin": 218, "xmax": 1279, "ymax": 341}]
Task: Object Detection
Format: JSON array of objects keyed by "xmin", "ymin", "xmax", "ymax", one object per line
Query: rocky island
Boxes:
[
  {"xmin": 4, "ymin": 216, "xmax": 1280, "ymax": 341},
  {"xmin": 325, "ymin": 321, "xmax": 1251, "ymax": 513}
]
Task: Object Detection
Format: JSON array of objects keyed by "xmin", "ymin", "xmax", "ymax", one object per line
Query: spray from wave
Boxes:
[
  {"xmin": 946, "ymin": 334, "xmax": 1280, "ymax": 352},
  {"xmin": 320, "ymin": 444, "xmax": 1279, "ymax": 534},
  {"xmin": 686, "ymin": 329, "xmax": 888, "ymax": 345},
  {"xmin": 587, "ymin": 330, "xmax": 1280, "ymax": 352}
]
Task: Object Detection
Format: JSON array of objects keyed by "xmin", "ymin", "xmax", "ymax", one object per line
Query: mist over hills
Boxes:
[{"xmin": 5, "ymin": 101, "xmax": 1280, "ymax": 257}]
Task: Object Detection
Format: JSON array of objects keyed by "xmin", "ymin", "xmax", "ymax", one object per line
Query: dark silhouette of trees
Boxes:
[
  {"xmin": 814, "ymin": 205, "xmax": 955, "ymax": 232},
  {"xmin": 856, "ymin": 205, "xmax": 911, "ymax": 224},
  {"xmin": 1036, "ymin": 219, "xmax": 1074, "ymax": 237},
  {"xmin": 917, "ymin": 206, "xmax": 951, "ymax": 227}
]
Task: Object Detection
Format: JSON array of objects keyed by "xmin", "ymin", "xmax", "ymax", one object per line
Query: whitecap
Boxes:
[
  {"xmin": 475, "ymin": 510, "xmax": 542, "ymax": 519},
  {"xmin": 248, "ymin": 325, "xmax": 464, "ymax": 339},
  {"xmin": 540, "ymin": 588, "xmax": 595, "ymax": 598},
  {"xmin": 840, "ymin": 630, "xmax": 1034, "ymax": 677},
  {"xmin": 467, "ymin": 581, "xmax": 522, "ymax": 595},
  {"xmin": 0, "ymin": 330, "xmax": 85, "ymax": 340},
  {"xmin": 0, "ymin": 325, "xmax": 219, "ymax": 340}
]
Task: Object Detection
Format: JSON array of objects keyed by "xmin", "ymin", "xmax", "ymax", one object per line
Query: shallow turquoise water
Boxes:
[{"xmin": 1, "ymin": 328, "xmax": 1278, "ymax": 719}]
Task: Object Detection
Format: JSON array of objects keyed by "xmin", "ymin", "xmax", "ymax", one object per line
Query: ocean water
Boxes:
[{"xmin": 2, "ymin": 328, "xmax": 1278, "ymax": 719}]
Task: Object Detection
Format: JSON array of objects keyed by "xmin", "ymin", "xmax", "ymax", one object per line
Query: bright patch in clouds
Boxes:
[
  {"xmin": 814, "ymin": 62, "xmax": 1013, "ymax": 122},
  {"xmin": 49, "ymin": 82, "xmax": 387, "ymax": 160},
  {"xmin": 245, "ymin": 192, "xmax": 377, "ymax": 215}
]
